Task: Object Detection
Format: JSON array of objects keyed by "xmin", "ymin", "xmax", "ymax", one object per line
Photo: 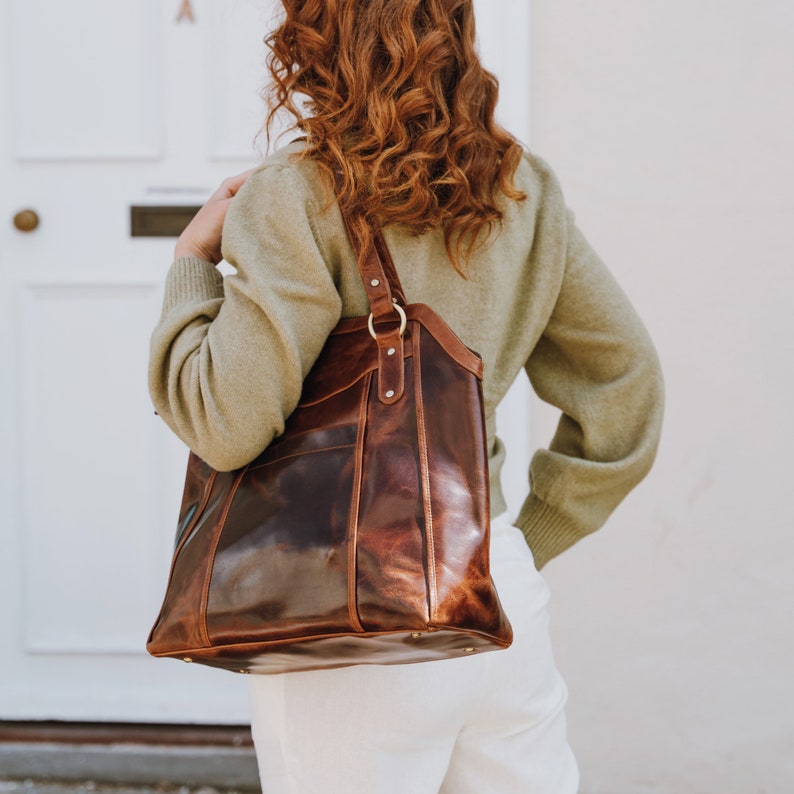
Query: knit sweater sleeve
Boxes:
[
  {"xmin": 148, "ymin": 162, "xmax": 342, "ymax": 471},
  {"xmin": 515, "ymin": 207, "xmax": 665, "ymax": 570}
]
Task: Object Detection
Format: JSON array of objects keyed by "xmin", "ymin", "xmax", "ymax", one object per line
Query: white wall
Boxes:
[{"xmin": 528, "ymin": 2, "xmax": 794, "ymax": 791}]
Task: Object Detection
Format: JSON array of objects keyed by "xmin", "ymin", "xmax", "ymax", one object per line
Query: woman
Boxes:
[{"xmin": 149, "ymin": 1, "xmax": 664, "ymax": 791}]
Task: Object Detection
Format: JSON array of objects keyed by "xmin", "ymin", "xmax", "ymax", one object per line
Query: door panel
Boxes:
[
  {"xmin": 18, "ymin": 284, "xmax": 161, "ymax": 654},
  {"xmin": 0, "ymin": 0, "xmax": 531, "ymax": 723},
  {"xmin": 11, "ymin": 0, "xmax": 163, "ymax": 159}
]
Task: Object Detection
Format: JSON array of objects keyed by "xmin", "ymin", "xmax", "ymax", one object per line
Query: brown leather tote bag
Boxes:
[{"xmin": 146, "ymin": 210, "xmax": 513, "ymax": 675}]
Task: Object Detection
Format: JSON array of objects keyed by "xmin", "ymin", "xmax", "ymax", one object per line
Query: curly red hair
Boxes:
[{"xmin": 265, "ymin": 0, "xmax": 526, "ymax": 274}]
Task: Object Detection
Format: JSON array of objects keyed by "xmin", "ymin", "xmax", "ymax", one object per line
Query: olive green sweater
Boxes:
[{"xmin": 149, "ymin": 141, "xmax": 664, "ymax": 569}]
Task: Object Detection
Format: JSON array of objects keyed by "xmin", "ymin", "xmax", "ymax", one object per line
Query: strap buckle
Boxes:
[{"xmin": 368, "ymin": 302, "xmax": 407, "ymax": 341}]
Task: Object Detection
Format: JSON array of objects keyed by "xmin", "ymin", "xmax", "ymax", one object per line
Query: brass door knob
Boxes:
[{"xmin": 13, "ymin": 209, "xmax": 40, "ymax": 232}]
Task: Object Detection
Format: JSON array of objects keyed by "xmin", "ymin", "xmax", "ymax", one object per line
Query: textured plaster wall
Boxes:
[{"xmin": 527, "ymin": 2, "xmax": 794, "ymax": 792}]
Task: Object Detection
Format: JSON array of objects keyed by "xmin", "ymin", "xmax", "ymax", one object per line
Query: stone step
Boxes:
[
  {"xmin": 1, "ymin": 783, "xmax": 245, "ymax": 794},
  {"xmin": 0, "ymin": 724, "xmax": 259, "ymax": 793}
]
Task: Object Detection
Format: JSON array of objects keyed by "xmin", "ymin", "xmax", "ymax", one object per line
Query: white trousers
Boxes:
[{"xmin": 248, "ymin": 513, "xmax": 579, "ymax": 793}]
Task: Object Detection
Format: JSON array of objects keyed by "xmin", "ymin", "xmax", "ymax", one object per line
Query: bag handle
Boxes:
[
  {"xmin": 338, "ymin": 204, "xmax": 408, "ymax": 405},
  {"xmin": 337, "ymin": 208, "xmax": 407, "ymax": 319},
  {"xmin": 305, "ymin": 142, "xmax": 405, "ymax": 317}
]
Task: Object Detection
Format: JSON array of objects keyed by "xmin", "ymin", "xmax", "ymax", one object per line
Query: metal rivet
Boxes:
[
  {"xmin": 183, "ymin": 657, "xmax": 193, "ymax": 663},
  {"xmin": 385, "ymin": 390, "xmax": 395, "ymax": 398},
  {"xmin": 387, "ymin": 347, "xmax": 396, "ymax": 356},
  {"xmin": 463, "ymin": 647, "xmax": 476, "ymax": 654},
  {"xmin": 410, "ymin": 632, "xmax": 422, "ymax": 639},
  {"xmin": 370, "ymin": 278, "xmax": 380, "ymax": 287}
]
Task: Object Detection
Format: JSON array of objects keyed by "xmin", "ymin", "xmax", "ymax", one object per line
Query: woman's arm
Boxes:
[
  {"xmin": 517, "ymin": 209, "xmax": 665, "ymax": 569},
  {"xmin": 148, "ymin": 163, "xmax": 342, "ymax": 471}
]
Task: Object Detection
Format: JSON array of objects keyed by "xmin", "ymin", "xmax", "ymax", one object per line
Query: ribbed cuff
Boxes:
[
  {"xmin": 162, "ymin": 256, "xmax": 224, "ymax": 312},
  {"xmin": 515, "ymin": 493, "xmax": 586, "ymax": 570}
]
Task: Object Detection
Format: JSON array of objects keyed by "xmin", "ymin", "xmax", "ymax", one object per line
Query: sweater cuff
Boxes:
[
  {"xmin": 515, "ymin": 493, "xmax": 587, "ymax": 570},
  {"xmin": 162, "ymin": 256, "xmax": 224, "ymax": 312}
]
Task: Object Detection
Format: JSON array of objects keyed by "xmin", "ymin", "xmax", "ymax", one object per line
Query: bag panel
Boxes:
[
  {"xmin": 147, "ymin": 467, "xmax": 240, "ymax": 653},
  {"xmin": 407, "ymin": 304, "xmax": 483, "ymax": 379},
  {"xmin": 418, "ymin": 329, "xmax": 511, "ymax": 642},
  {"xmin": 173, "ymin": 455, "xmax": 216, "ymax": 551},
  {"xmin": 205, "ymin": 422, "xmax": 359, "ymax": 645},
  {"xmin": 355, "ymin": 348, "xmax": 430, "ymax": 631}
]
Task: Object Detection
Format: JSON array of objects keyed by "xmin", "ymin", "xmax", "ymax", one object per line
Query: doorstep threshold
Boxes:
[{"xmin": 0, "ymin": 723, "xmax": 258, "ymax": 792}]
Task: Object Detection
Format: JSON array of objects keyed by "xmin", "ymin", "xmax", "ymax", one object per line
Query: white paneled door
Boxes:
[{"xmin": 0, "ymin": 0, "xmax": 530, "ymax": 723}]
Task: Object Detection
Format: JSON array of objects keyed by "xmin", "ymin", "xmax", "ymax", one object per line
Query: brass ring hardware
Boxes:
[
  {"xmin": 368, "ymin": 302, "xmax": 407, "ymax": 341},
  {"xmin": 13, "ymin": 209, "xmax": 40, "ymax": 233}
]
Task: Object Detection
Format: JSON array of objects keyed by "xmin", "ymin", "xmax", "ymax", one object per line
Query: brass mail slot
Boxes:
[{"xmin": 130, "ymin": 205, "xmax": 202, "ymax": 237}]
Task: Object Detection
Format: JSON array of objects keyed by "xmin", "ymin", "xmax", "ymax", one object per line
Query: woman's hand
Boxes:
[{"xmin": 174, "ymin": 169, "xmax": 256, "ymax": 264}]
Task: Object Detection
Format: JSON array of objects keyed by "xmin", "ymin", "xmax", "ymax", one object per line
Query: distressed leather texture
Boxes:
[{"xmin": 147, "ymin": 217, "xmax": 513, "ymax": 675}]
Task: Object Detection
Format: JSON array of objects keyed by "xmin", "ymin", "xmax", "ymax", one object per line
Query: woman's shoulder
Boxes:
[
  {"xmin": 224, "ymin": 140, "xmax": 329, "ymax": 231},
  {"xmin": 513, "ymin": 149, "xmax": 568, "ymax": 214},
  {"xmin": 247, "ymin": 139, "xmax": 324, "ymax": 197}
]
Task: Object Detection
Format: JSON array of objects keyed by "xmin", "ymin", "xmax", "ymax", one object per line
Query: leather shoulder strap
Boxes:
[
  {"xmin": 337, "ymin": 195, "xmax": 408, "ymax": 405},
  {"xmin": 337, "ymin": 203, "xmax": 407, "ymax": 321}
]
